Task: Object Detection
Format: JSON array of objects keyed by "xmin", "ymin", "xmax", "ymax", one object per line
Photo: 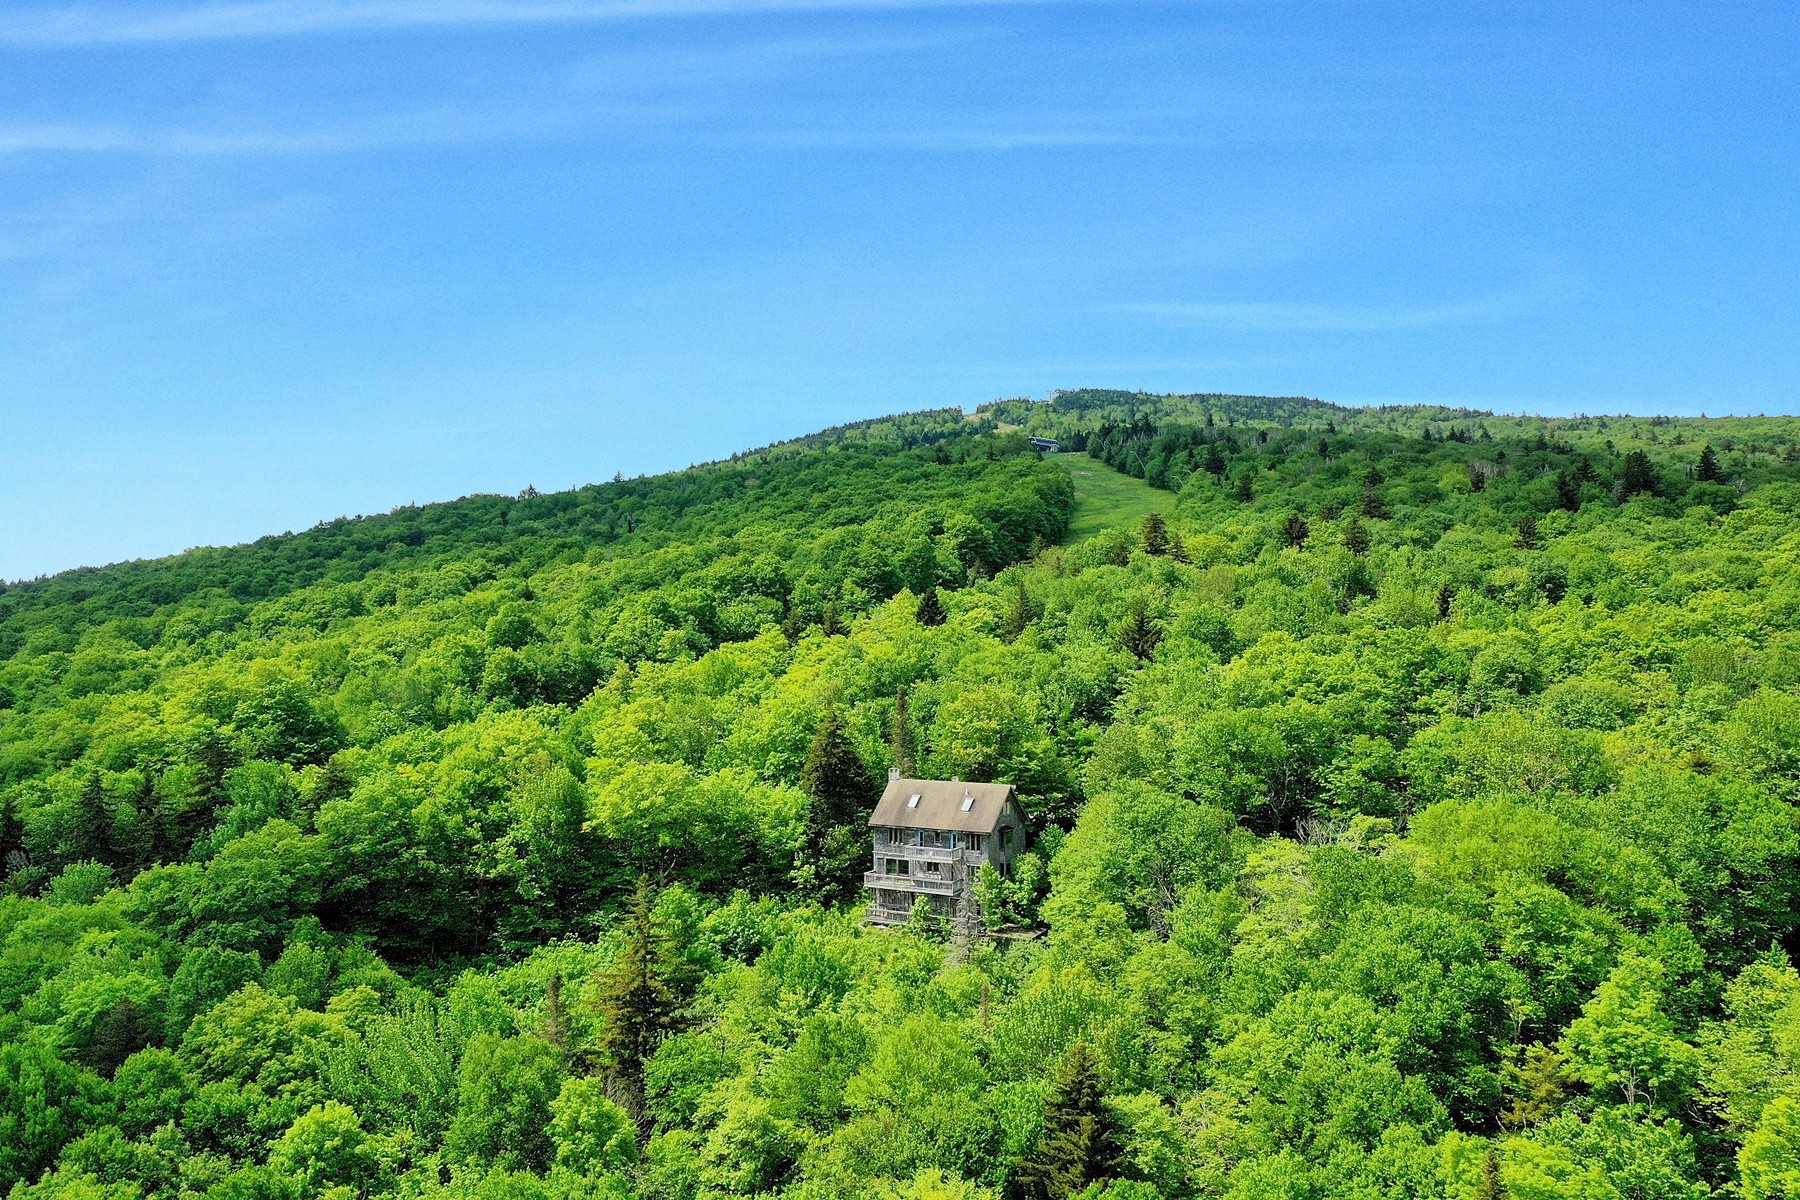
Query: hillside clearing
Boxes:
[{"xmin": 1054, "ymin": 452, "xmax": 1174, "ymax": 542}]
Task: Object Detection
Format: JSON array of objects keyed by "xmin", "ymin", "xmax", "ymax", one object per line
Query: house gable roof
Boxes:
[{"xmin": 870, "ymin": 777, "xmax": 1018, "ymax": 833}]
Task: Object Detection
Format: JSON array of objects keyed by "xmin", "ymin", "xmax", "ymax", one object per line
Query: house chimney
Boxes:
[{"xmin": 889, "ymin": 767, "xmax": 901, "ymax": 783}]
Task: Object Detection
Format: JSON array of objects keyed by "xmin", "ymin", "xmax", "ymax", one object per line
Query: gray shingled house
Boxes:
[{"xmin": 865, "ymin": 770, "xmax": 1028, "ymax": 930}]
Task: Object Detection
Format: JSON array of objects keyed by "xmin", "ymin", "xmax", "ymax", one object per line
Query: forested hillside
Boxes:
[{"xmin": 6, "ymin": 392, "xmax": 1800, "ymax": 1200}]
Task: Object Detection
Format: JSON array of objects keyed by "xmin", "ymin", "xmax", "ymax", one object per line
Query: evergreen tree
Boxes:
[
  {"xmin": 1004, "ymin": 575, "xmax": 1034, "ymax": 642},
  {"xmin": 1620, "ymin": 449, "xmax": 1660, "ymax": 497},
  {"xmin": 1436, "ymin": 582, "xmax": 1456, "ymax": 620},
  {"xmin": 594, "ymin": 877, "xmax": 678, "ymax": 1130},
  {"xmin": 71, "ymin": 771, "xmax": 112, "ymax": 866},
  {"xmin": 1115, "ymin": 597, "xmax": 1162, "ymax": 661},
  {"xmin": 1697, "ymin": 444, "xmax": 1727, "ymax": 482},
  {"xmin": 1010, "ymin": 1042, "xmax": 1122, "ymax": 1200},
  {"xmin": 1514, "ymin": 515, "xmax": 1541, "ymax": 550},
  {"xmin": 1202, "ymin": 443, "xmax": 1226, "ymax": 477},
  {"xmin": 543, "ymin": 970, "xmax": 571, "ymax": 1059},
  {"xmin": 1574, "ymin": 457, "xmax": 1599, "ymax": 484},
  {"xmin": 1342, "ymin": 516, "xmax": 1370, "ymax": 555},
  {"xmin": 1554, "ymin": 469, "xmax": 1581, "ymax": 512},
  {"xmin": 796, "ymin": 709, "xmax": 870, "ymax": 900},
  {"xmin": 801, "ymin": 709, "xmax": 868, "ymax": 835},
  {"xmin": 915, "ymin": 587, "xmax": 947, "ymax": 627},
  {"xmin": 1281, "ymin": 512, "xmax": 1310, "ymax": 548},
  {"xmin": 821, "ymin": 596, "xmax": 845, "ymax": 638},
  {"xmin": 1140, "ymin": 513, "xmax": 1170, "ymax": 557},
  {"xmin": 0, "ymin": 797, "xmax": 21, "ymax": 878},
  {"xmin": 1472, "ymin": 1148, "xmax": 1506, "ymax": 1200},
  {"xmin": 1233, "ymin": 472, "xmax": 1254, "ymax": 503},
  {"xmin": 1359, "ymin": 473, "xmax": 1390, "ymax": 519}
]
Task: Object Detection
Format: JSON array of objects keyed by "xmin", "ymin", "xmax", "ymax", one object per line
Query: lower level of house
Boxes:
[{"xmin": 866, "ymin": 886, "xmax": 958, "ymax": 926}]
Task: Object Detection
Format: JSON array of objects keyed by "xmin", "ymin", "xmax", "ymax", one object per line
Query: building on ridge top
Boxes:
[{"xmin": 865, "ymin": 769, "xmax": 1028, "ymax": 933}]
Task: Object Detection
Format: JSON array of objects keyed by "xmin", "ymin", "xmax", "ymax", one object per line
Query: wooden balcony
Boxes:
[
  {"xmin": 863, "ymin": 871, "xmax": 956, "ymax": 895},
  {"xmin": 877, "ymin": 843, "xmax": 959, "ymax": 862}
]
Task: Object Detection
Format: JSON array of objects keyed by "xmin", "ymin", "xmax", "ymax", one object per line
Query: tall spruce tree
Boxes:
[
  {"xmin": 1010, "ymin": 1042, "xmax": 1122, "ymax": 1200},
  {"xmin": 1004, "ymin": 575, "xmax": 1033, "ymax": 642},
  {"xmin": 797, "ymin": 708, "xmax": 870, "ymax": 899},
  {"xmin": 1281, "ymin": 512, "xmax": 1310, "ymax": 548},
  {"xmin": 1115, "ymin": 597, "xmax": 1162, "ymax": 661},
  {"xmin": 594, "ymin": 877, "xmax": 678, "ymax": 1130},
  {"xmin": 0, "ymin": 797, "xmax": 21, "ymax": 878},
  {"xmin": 1620, "ymin": 449, "xmax": 1659, "ymax": 497},
  {"xmin": 916, "ymin": 587, "xmax": 947, "ymax": 627},
  {"xmin": 1139, "ymin": 513, "xmax": 1170, "ymax": 557},
  {"xmin": 1697, "ymin": 444, "xmax": 1726, "ymax": 483}
]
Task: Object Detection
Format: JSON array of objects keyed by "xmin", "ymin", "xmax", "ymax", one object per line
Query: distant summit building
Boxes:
[
  {"xmin": 865, "ymin": 771, "xmax": 1028, "ymax": 931},
  {"xmin": 1028, "ymin": 436, "xmax": 1061, "ymax": 452}
]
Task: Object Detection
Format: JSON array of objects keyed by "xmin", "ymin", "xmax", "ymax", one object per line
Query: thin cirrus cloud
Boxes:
[
  {"xmin": 0, "ymin": 101, "xmax": 683, "ymax": 155},
  {"xmin": 0, "ymin": 0, "xmax": 1097, "ymax": 45},
  {"xmin": 1118, "ymin": 293, "xmax": 1551, "ymax": 334}
]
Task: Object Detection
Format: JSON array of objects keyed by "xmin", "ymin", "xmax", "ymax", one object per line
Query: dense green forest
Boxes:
[{"xmin": 6, "ymin": 390, "xmax": 1800, "ymax": 1200}]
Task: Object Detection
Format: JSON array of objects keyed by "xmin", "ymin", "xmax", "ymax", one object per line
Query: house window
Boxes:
[
  {"xmin": 967, "ymin": 835, "xmax": 983, "ymax": 853},
  {"xmin": 999, "ymin": 826, "xmax": 1014, "ymax": 853},
  {"xmin": 885, "ymin": 859, "xmax": 908, "ymax": 875},
  {"xmin": 907, "ymin": 793, "xmax": 922, "ymax": 809},
  {"xmin": 960, "ymin": 796, "xmax": 975, "ymax": 812},
  {"xmin": 924, "ymin": 861, "xmax": 942, "ymax": 875}
]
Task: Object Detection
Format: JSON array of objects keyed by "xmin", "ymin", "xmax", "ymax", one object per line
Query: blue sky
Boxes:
[{"xmin": 1, "ymin": 1, "xmax": 1795, "ymax": 580}]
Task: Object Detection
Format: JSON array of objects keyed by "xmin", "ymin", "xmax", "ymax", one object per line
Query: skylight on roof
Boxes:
[
  {"xmin": 907, "ymin": 794, "xmax": 921, "ymax": 808},
  {"xmin": 960, "ymin": 796, "xmax": 975, "ymax": 812}
]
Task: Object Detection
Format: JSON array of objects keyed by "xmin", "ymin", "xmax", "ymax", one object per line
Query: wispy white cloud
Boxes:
[
  {"xmin": 1117, "ymin": 293, "xmax": 1546, "ymax": 333},
  {"xmin": 0, "ymin": 99, "xmax": 678, "ymax": 154},
  {"xmin": 0, "ymin": 0, "xmax": 1093, "ymax": 46},
  {"xmin": 750, "ymin": 125, "xmax": 1183, "ymax": 150}
]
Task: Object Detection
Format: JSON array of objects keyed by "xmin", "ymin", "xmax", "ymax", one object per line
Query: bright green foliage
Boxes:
[
  {"xmin": 444, "ymin": 1033, "xmax": 566, "ymax": 1172},
  {"xmin": 4, "ymin": 395, "xmax": 1800, "ymax": 1196},
  {"xmin": 548, "ymin": 1077, "xmax": 637, "ymax": 1173},
  {"xmin": 1560, "ymin": 955, "xmax": 1700, "ymax": 1111}
]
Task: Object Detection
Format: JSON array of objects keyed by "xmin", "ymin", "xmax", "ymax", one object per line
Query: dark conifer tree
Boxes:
[
  {"xmin": 71, "ymin": 771, "xmax": 112, "ymax": 865},
  {"xmin": 595, "ymin": 876, "xmax": 678, "ymax": 1131},
  {"xmin": 1554, "ymin": 470, "xmax": 1581, "ymax": 512},
  {"xmin": 796, "ymin": 708, "xmax": 869, "ymax": 900},
  {"xmin": 1004, "ymin": 575, "xmax": 1033, "ymax": 642},
  {"xmin": 0, "ymin": 796, "xmax": 22, "ymax": 878},
  {"xmin": 801, "ymin": 709, "xmax": 867, "ymax": 836},
  {"xmin": 1232, "ymin": 473, "xmax": 1254, "ymax": 503},
  {"xmin": 1514, "ymin": 515, "xmax": 1541, "ymax": 550},
  {"xmin": 1115, "ymin": 597, "xmax": 1162, "ymax": 661},
  {"xmin": 1139, "ymin": 513, "xmax": 1169, "ymax": 557},
  {"xmin": 543, "ymin": 970, "xmax": 571, "ymax": 1059},
  {"xmin": 915, "ymin": 587, "xmax": 947, "ymax": 627},
  {"xmin": 1697, "ymin": 444, "xmax": 1726, "ymax": 483},
  {"xmin": 1436, "ymin": 583, "xmax": 1457, "ymax": 621},
  {"xmin": 1010, "ymin": 1042, "xmax": 1123, "ymax": 1200},
  {"xmin": 1342, "ymin": 516, "xmax": 1370, "ymax": 555},
  {"xmin": 1358, "ymin": 473, "xmax": 1390, "ymax": 519},
  {"xmin": 1620, "ymin": 450, "xmax": 1659, "ymax": 497},
  {"xmin": 1281, "ymin": 512, "xmax": 1310, "ymax": 548}
]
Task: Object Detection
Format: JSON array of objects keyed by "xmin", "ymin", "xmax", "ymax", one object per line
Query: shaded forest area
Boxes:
[{"xmin": 5, "ymin": 392, "xmax": 1800, "ymax": 1200}]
